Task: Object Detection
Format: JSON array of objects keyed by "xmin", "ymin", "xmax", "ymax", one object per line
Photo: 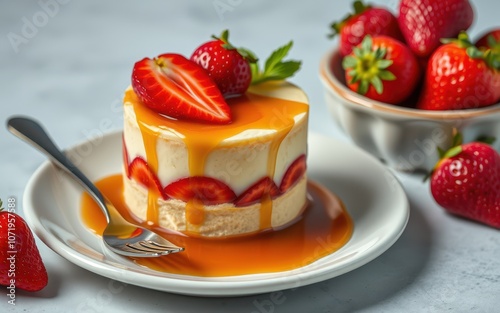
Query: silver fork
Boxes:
[{"xmin": 7, "ymin": 116, "xmax": 184, "ymax": 257}]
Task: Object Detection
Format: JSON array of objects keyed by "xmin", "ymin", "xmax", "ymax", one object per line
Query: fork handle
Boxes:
[{"xmin": 7, "ymin": 116, "xmax": 111, "ymax": 222}]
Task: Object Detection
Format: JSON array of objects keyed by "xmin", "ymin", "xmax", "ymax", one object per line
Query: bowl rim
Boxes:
[{"xmin": 319, "ymin": 47, "xmax": 500, "ymax": 120}]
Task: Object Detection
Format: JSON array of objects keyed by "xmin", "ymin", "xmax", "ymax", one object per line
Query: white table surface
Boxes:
[{"xmin": 2, "ymin": 0, "xmax": 500, "ymax": 312}]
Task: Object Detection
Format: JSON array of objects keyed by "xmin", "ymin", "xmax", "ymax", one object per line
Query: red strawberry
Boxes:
[
  {"xmin": 131, "ymin": 53, "xmax": 231, "ymax": 124},
  {"xmin": 430, "ymin": 137, "xmax": 500, "ymax": 228},
  {"xmin": 191, "ymin": 30, "xmax": 302, "ymax": 93},
  {"xmin": 0, "ymin": 199, "xmax": 48, "ymax": 291},
  {"xmin": 164, "ymin": 177, "xmax": 236, "ymax": 205},
  {"xmin": 235, "ymin": 177, "xmax": 280, "ymax": 207},
  {"xmin": 279, "ymin": 155, "xmax": 307, "ymax": 193},
  {"xmin": 417, "ymin": 32, "xmax": 500, "ymax": 110},
  {"xmin": 329, "ymin": 0, "xmax": 404, "ymax": 57},
  {"xmin": 128, "ymin": 157, "xmax": 167, "ymax": 199},
  {"xmin": 398, "ymin": 0, "xmax": 474, "ymax": 57},
  {"xmin": 475, "ymin": 29, "xmax": 500, "ymax": 50},
  {"xmin": 342, "ymin": 35, "xmax": 421, "ymax": 104},
  {"xmin": 191, "ymin": 30, "xmax": 255, "ymax": 97}
]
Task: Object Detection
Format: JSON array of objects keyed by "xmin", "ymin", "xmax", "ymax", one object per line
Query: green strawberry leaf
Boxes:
[
  {"xmin": 378, "ymin": 70, "xmax": 396, "ymax": 81},
  {"xmin": 358, "ymin": 80, "xmax": 369, "ymax": 95},
  {"xmin": 437, "ymin": 146, "xmax": 446, "ymax": 159},
  {"xmin": 486, "ymin": 34, "xmax": 500, "ymax": 49},
  {"xmin": 377, "ymin": 59, "xmax": 393, "ymax": 69},
  {"xmin": 342, "ymin": 35, "xmax": 396, "ymax": 96},
  {"xmin": 251, "ymin": 41, "xmax": 301, "ymax": 85},
  {"xmin": 443, "ymin": 145, "xmax": 463, "ymax": 159},
  {"xmin": 425, "ymin": 132, "xmax": 464, "ymax": 182},
  {"xmin": 476, "ymin": 135, "xmax": 496, "ymax": 145},
  {"xmin": 370, "ymin": 76, "xmax": 383, "ymax": 94},
  {"xmin": 452, "ymin": 132, "xmax": 463, "ymax": 147},
  {"xmin": 264, "ymin": 41, "xmax": 292, "ymax": 72},
  {"xmin": 342, "ymin": 56, "xmax": 358, "ymax": 68},
  {"xmin": 237, "ymin": 47, "xmax": 258, "ymax": 64}
]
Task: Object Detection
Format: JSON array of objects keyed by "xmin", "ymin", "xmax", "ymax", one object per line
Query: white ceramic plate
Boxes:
[{"xmin": 23, "ymin": 131, "xmax": 409, "ymax": 296}]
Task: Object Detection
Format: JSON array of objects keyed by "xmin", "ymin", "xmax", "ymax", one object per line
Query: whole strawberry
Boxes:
[
  {"xmin": 398, "ymin": 0, "xmax": 474, "ymax": 57},
  {"xmin": 342, "ymin": 35, "xmax": 421, "ymax": 104},
  {"xmin": 191, "ymin": 30, "xmax": 301, "ymax": 97},
  {"xmin": 0, "ymin": 199, "xmax": 48, "ymax": 291},
  {"xmin": 430, "ymin": 137, "xmax": 500, "ymax": 228},
  {"xmin": 475, "ymin": 28, "xmax": 500, "ymax": 51},
  {"xmin": 190, "ymin": 30, "xmax": 256, "ymax": 97},
  {"xmin": 417, "ymin": 32, "xmax": 500, "ymax": 110},
  {"xmin": 329, "ymin": 0, "xmax": 404, "ymax": 57}
]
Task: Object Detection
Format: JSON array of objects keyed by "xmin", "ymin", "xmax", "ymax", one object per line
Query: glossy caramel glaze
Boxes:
[{"xmin": 124, "ymin": 84, "xmax": 309, "ymax": 232}]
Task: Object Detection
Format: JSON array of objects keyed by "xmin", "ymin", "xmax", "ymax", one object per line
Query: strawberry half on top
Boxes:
[
  {"xmin": 132, "ymin": 53, "xmax": 231, "ymax": 124},
  {"xmin": 342, "ymin": 35, "xmax": 421, "ymax": 104},
  {"xmin": 191, "ymin": 30, "xmax": 256, "ymax": 97},
  {"xmin": 329, "ymin": 0, "xmax": 404, "ymax": 57}
]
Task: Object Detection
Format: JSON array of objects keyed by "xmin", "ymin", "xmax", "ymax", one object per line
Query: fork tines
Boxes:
[{"xmin": 124, "ymin": 240, "xmax": 184, "ymax": 256}]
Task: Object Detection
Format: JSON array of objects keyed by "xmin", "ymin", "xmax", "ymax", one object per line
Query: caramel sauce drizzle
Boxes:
[{"xmin": 124, "ymin": 87, "xmax": 308, "ymax": 231}]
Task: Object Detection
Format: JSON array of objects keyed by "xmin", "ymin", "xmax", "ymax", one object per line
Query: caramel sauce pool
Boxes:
[{"xmin": 81, "ymin": 175, "xmax": 353, "ymax": 277}]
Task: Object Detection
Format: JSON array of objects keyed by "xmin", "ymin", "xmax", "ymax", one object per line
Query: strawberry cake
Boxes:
[{"xmin": 122, "ymin": 31, "xmax": 308, "ymax": 237}]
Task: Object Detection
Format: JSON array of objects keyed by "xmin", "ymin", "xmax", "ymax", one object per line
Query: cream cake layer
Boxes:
[{"xmin": 123, "ymin": 81, "xmax": 309, "ymax": 237}]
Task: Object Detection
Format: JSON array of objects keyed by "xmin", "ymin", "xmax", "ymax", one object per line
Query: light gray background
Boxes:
[{"xmin": 1, "ymin": 0, "xmax": 499, "ymax": 312}]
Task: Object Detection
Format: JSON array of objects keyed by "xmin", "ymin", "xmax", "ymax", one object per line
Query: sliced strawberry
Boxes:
[
  {"xmin": 164, "ymin": 177, "xmax": 236, "ymax": 205},
  {"xmin": 234, "ymin": 177, "xmax": 280, "ymax": 207},
  {"xmin": 131, "ymin": 53, "xmax": 232, "ymax": 124},
  {"xmin": 128, "ymin": 157, "xmax": 167, "ymax": 199},
  {"xmin": 122, "ymin": 134, "xmax": 130, "ymax": 178},
  {"xmin": 279, "ymin": 155, "xmax": 307, "ymax": 193}
]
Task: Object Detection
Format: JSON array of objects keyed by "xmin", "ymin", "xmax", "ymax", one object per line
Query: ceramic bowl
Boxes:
[{"xmin": 319, "ymin": 47, "xmax": 500, "ymax": 172}]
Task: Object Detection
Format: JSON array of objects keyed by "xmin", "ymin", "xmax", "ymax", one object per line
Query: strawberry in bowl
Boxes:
[
  {"xmin": 342, "ymin": 35, "xmax": 421, "ymax": 105},
  {"xmin": 417, "ymin": 32, "xmax": 500, "ymax": 110},
  {"xmin": 329, "ymin": 0, "xmax": 404, "ymax": 57},
  {"xmin": 398, "ymin": 0, "xmax": 474, "ymax": 58},
  {"xmin": 320, "ymin": 0, "xmax": 500, "ymax": 172}
]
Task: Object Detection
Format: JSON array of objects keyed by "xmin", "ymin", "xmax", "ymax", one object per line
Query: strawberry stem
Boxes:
[
  {"xmin": 212, "ymin": 29, "xmax": 257, "ymax": 63},
  {"xmin": 342, "ymin": 35, "xmax": 395, "ymax": 95},
  {"xmin": 328, "ymin": 0, "xmax": 371, "ymax": 39},
  {"xmin": 442, "ymin": 31, "xmax": 500, "ymax": 70},
  {"xmin": 425, "ymin": 133, "xmax": 496, "ymax": 182},
  {"xmin": 476, "ymin": 135, "xmax": 496, "ymax": 145}
]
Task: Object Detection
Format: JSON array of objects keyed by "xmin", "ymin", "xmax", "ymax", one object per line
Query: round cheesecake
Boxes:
[{"xmin": 122, "ymin": 81, "xmax": 309, "ymax": 237}]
